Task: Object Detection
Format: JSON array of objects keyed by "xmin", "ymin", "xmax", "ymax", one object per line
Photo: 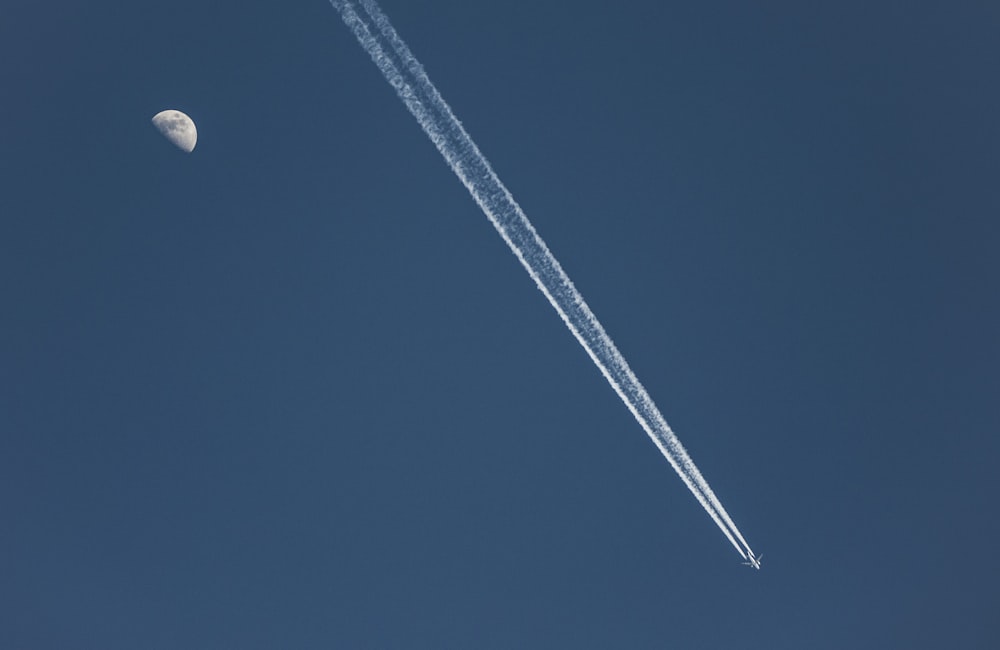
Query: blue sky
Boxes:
[{"xmin": 2, "ymin": 1, "xmax": 998, "ymax": 647}]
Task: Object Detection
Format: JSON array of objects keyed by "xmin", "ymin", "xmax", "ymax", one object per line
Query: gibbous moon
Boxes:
[{"xmin": 152, "ymin": 109, "xmax": 197, "ymax": 153}]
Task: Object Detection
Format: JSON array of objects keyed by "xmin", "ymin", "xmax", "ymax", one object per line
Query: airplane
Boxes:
[{"xmin": 742, "ymin": 552, "xmax": 763, "ymax": 570}]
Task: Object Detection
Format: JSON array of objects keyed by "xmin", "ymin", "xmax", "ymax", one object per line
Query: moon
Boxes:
[{"xmin": 151, "ymin": 109, "xmax": 197, "ymax": 153}]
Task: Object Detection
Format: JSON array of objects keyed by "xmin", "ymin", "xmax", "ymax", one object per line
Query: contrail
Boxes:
[{"xmin": 330, "ymin": 0, "xmax": 755, "ymax": 562}]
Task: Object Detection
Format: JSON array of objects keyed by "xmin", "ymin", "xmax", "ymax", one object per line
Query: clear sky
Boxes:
[{"xmin": 2, "ymin": 1, "xmax": 998, "ymax": 647}]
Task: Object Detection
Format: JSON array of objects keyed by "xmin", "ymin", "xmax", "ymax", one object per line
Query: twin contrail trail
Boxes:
[{"xmin": 329, "ymin": 0, "xmax": 756, "ymax": 563}]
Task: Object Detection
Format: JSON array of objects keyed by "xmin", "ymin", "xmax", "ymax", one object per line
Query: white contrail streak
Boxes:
[{"xmin": 330, "ymin": 0, "xmax": 755, "ymax": 561}]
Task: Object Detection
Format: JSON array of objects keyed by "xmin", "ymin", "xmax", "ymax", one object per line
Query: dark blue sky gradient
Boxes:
[{"xmin": 2, "ymin": 1, "xmax": 998, "ymax": 647}]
